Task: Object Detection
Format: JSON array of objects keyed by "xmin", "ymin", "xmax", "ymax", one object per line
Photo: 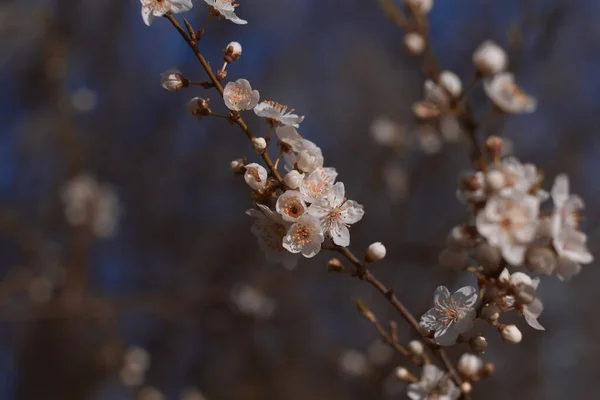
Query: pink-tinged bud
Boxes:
[
  {"xmin": 224, "ymin": 41, "xmax": 243, "ymax": 62},
  {"xmin": 187, "ymin": 97, "xmax": 211, "ymax": 118}
]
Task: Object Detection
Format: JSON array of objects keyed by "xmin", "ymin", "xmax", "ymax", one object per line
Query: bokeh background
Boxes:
[{"xmin": 1, "ymin": 0, "xmax": 599, "ymax": 399}]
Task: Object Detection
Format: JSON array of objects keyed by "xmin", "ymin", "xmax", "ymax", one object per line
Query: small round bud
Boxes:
[
  {"xmin": 224, "ymin": 41, "xmax": 242, "ymax": 62},
  {"xmin": 469, "ymin": 335, "xmax": 488, "ymax": 353},
  {"xmin": 486, "ymin": 170, "xmax": 506, "ymax": 191},
  {"xmin": 252, "ymin": 137, "xmax": 267, "ymax": 152},
  {"xmin": 283, "ymin": 170, "xmax": 304, "ymax": 190},
  {"xmin": 474, "ymin": 242, "xmax": 502, "ymax": 274},
  {"xmin": 500, "ymin": 324, "xmax": 522, "ymax": 344},
  {"xmin": 187, "ymin": 97, "xmax": 211, "ymax": 118},
  {"xmin": 485, "ymin": 135, "xmax": 504, "ymax": 159},
  {"xmin": 481, "ymin": 303, "xmax": 500, "ymax": 322},
  {"xmin": 473, "ymin": 40, "xmax": 507, "ymax": 76},
  {"xmin": 230, "ymin": 158, "xmax": 246, "ymax": 174},
  {"xmin": 296, "ymin": 151, "xmax": 320, "ymax": 173},
  {"xmin": 439, "ymin": 71, "xmax": 462, "ymax": 99},
  {"xmin": 160, "ymin": 69, "xmax": 186, "ymax": 92},
  {"xmin": 460, "ymin": 382, "xmax": 473, "ymax": 394},
  {"xmin": 412, "ymin": 101, "xmax": 441, "ymax": 120},
  {"xmin": 328, "ymin": 258, "xmax": 345, "ymax": 272},
  {"xmin": 404, "ymin": 32, "xmax": 426, "ymax": 55},
  {"xmin": 407, "ymin": 340, "xmax": 424, "ymax": 356},
  {"xmin": 404, "ymin": 0, "xmax": 433, "ymax": 14},
  {"xmin": 458, "ymin": 353, "xmax": 483, "ymax": 378},
  {"xmin": 366, "ymin": 242, "xmax": 386, "ymax": 262},
  {"xmin": 438, "ymin": 248, "xmax": 468, "ymax": 271},
  {"xmin": 526, "ymin": 246, "xmax": 557, "ymax": 275},
  {"xmin": 394, "ymin": 366, "xmax": 414, "ymax": 382}
]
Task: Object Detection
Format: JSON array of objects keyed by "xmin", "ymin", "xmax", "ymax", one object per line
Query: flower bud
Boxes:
[
  {"xmin": 404, "ymin": 32, "xmax": 426, "ymax": 55},
  {"xmin": 412, "ymin": 101, "xmax": 441, "ymax": 120},
  {"xmin": 438, "ymin": 248, "xmax": 468, "ymax": 271},
  {"xmin": 485, "ymin": 170, "xmax": 505, "ymax": 191},
  {"xmin": 296, "ymin": 151, "xmax": 320, "ymax": 173},
  {"xmin": 482, "ymin": 362, "xmax": 495, "ymax": 377},
  {"xmin": 473, "ymin": 40, "xmax": 507, "ymax": 76},
  {"xmin": 458, "ymin": 353, "xmax": 483, "ymax": 377},
  {"xmin": 474, "ymin": 243, "xmax": 502, "ymax": 274},
  {"xmin": 187, "ymin": 97, "xmax": 211, "ymax": 118},
  {"xmin": 283, "ymin": 170, "xmax": 304, "ymax": 190},
  {"xmin": 526, "ymin": 246, "xmax": 557, "ymax": 275},
  {"xmin": 160, "ymin": 69, "xmax": 186, "ymax": 92},
  {"xmin": 407, "ymin": 340, "xmax": 424, "ymax": 356},
  {"xmin": 481, "ymin": 303, "xmax": 500, "ymax": 322},
  {"xmin": 404, "ymin": 0, "xmax": 433, "ymax": 14},
  {"xmin": 469, "ymin": 335, "xmax": 488, "ymax": 353},
  {"xmin": 366, "ymin": 242, "xmax": 386, "ymax": 262},
  {"xmin": 485, "ymin": 135, "xmax": 504, "ymax": 159},
  {"xmin": 244, "ymin": 163, "xmax": 268, "ymax": 191},
  {"xmin": 460, "ymin": 382, "xmax": 473, "ymax": 394},
  {"xmin": 252, "ymin": 137, "xmax": 267, "ymax": 152},
  {"xmin": 328, "ymin": 258, "xmax": 345, "ymax": 272},
  {"xmin": 439, "ymin": 71, "xmax": 462, "ymax": 99},
  {"xmin": 499, "ymin": 324, "xmax": 522, "ymax": 344},
  {"xmin": 394, "ymin": 366, "xmax": 415, "ymax": 382},
  {"xmin": 230, "ymin": 158, "xmax": 246, "ymax": 174},
  {"xmin": 224, "ymin": 41, "xmax": 242, "ymax": 62}
]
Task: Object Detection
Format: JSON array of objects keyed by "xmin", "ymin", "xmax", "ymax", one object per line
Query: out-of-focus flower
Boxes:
[
  {"xmin": 405, "ymin": 0, "xmax": 433, "ymax": 15},
  {"xmin": 407, "ymin": 364, "xmax": 460, "ymax": 400},
  {"xmin": 457, "ymin": 171, "xmax": 486, "ymax": 204},
  {"xmin": 473, "ymin": 40, "xmax": 507, "ymax": 76},
  {"xmin": 230, "ymin": 284, "xmax": 277, "ymax": 319},
  {"xmin": 383, "ymin": 163, "xmax": 409, "ymax": 202},
  {"xmin": 299, "ymin": 167, "xmax": 338, "ymax": 203},
  {"xmin": 282, "ymin": 214, "xmax": 324, "ymax": 258},
  {"xmin": 500, "ymin": 324, "xmax": 522, "ymax": 344},
  {"xmin": 247, "ymin": 205, "xmax": 298, "ymax": 269},
  {"xmin": 223, "ymin": 79, "xmax": 259, "ymax": 111},
  {"xmin": 370, "ymin": 116, "xmax": 405, "ymax": 149},
  {"xmin": 160, "ymin": 69, "xmax": 185, "ymax": 92},
  {"xmin": 420, "ymin": 286, "xmax": 478, "ymax": 346},
  {"xmin": 458, "ymin": 353, "xmax": 483, "ymax": 378},
  {"xmin": 141, "ymin": 0, "xmax": 192, "ymax": 26},
  {"xmin": 276, "ymin": 190, "xmax": 307, "ymax": 222},
  {"xmin": 404, "ymin": 32, "xmax": 426, "ymax": 55},
  {"xmin": 254, "ymin": 101, "xmax": 304, "ymax": 127},
  {"xmin": 138, "ymin": 387, "xmax": 165, "ymax": 400},
  {"xmin": 483, "ymin": 73, "xmax": 537, "ymax": 114},
  {"xmin": 244, "ymin": 163, "xmax": 268, "ymax": 190},
  {"xmin": 499, "ymin": 269, "xmax": 544, "ymax": 330},
  {"xmin": 204, "ymin": 0, "xmax": 247, "ymax": 24},
  {"xmin": 338, "ymin": 350, "xmax": 369, "ymax": 377},
  {"xmin": 307, "ymin": 182, "xmax": 364, "ymax": 247},
  {"xmin": 476, "ymin": 194, "xmax": 539, "ymax": 265}
]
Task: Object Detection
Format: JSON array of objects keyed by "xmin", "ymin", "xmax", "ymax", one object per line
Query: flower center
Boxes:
[
  {"xmin": 292, "ymin": 224, "xmax": 313, "ymax": 247},
  {"xmin": 433, "ymin": 298, "xmax": 461, "ymax": 327},
  {"xmin": 264, "ymin": 100, "xmax": 294, "ymax": 115},
  {"xmin": 284, "ymin": 200, "xmax": 304, "ymax": 219},
  {"xmin": 228, "ymin": 87, "xmax": 250, "ymax": 105}
]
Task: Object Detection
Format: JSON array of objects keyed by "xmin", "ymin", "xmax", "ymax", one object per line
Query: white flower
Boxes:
[
  {"xmin": 276, "ymin": 190, "xmax": 307, "ymax": 222},
  {"xmin": 550, "ymin": 174, "xmax": 593, "ymax": 279},
  {"xmin": 283, "ymin": 170, "xmax": 304, "ymax": 190},
  {"xmin": 407, "ymin": 365, "xmax": 461, "ymax": 400},
  {"xmin": 282, "ymin": 215, "xmax": 324, "ymax": 258},
  {"xmin": 499, "ymin": 269, "xmax": 544, "ymax": 330},
  {"xmin": 438, "ymin": 71, "xmax": 462, "ymax": 99},
  {"xmin": 223, "ymin": 79, "xmax": 260, "ymax": 111},
  {"xmin": 247, "ymin": 205, "xmax": 298, "ymax": 270},
  {"xmin": 473, "ymin": 40, "xmax": 507, "ymax": 76},
  {"xmin": 160, "ymin": 69, "xmax": 185, "ymax": 92},
  {"xmin": 204, "ymin": 0, "xmax": 247, "ymax": 25},
  {"xmin": 457, "ymin": 171, "xmax": 486, "ymax": 204},
  {"xmin": 483, "ymin": 73, "xmax": 537, "ymax": 113},
  {"xmin": 299, "ymin": 167, "xmax": 338, "ymax": 203},
  {"xmin": 457, "ymin": 353, "xmax": 483, "ymax": 377},
  {"xmin": 424, "ymin": 71, "xmax": 461, "ymax": 109},
  {"xmin": 420, "ymin": 286, "xmax": 478, "ymax": 346},
  {"xmin": 254, "ymin": 101, "xmax": 305, "ymax": 128},
  {"xmin": 307, "ymin": 182, "xmax": 364, "ymax": 247},
  {"xmin": 296, "ymin": 141, "xmax": 324, "ymax": 173},
  {"xmin": 370, "ymin": 116, "xmax": 404, "ymax": 148},
  {"xmin": 476, "ymin": 194, "xmax": 539, "ymax": 265},
  {"xmin": 141, "ymin": 0, "xmax": 193, "ymax": 26},
  {"xmin": 494, "ymin": 157, "xmax": 540, "ymax": 198},
  {"xmin": 244, "ymin": 163, "xmax": 268, "ymax": 190}
]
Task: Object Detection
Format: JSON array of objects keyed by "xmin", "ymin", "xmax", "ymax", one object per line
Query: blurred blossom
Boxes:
[
  {"xmin": 120, "ymin": 364, "xmax": 145, "ymax": 387},
  {"xmin": 27, "ymin": 277, "xmax": 54, "ymax": 303},
  {"xmin": 71, "ymin": 87, "xmax": 97, "ymax": 113},
  {"xmin": 61, "ymin": 174, "xmax": 120, "ymax": 238},
  {"xmin": 383, "ymin": 162, "xmax": 409, "ymax": 202},
  {"xmin": 439, "ymin": 116, "xmax": 463, "ymax": 143},
  {"xmin": 370, "ymin": 116, "xmax": 405, "ymax": 150},
  {"xmin": 416, "ymin": 126, "xmax": 443, "ymax": 154},
  {"xmin": 120, "ymin": 346, "xmax": 150, "ymax": 387},
  {"xmin": 367, "ymin": 340, "xmax": 394, "ymax": 366},
  {"xmin": 230, "ymin": 284, "xmax": 277, "ymax": 319},
  {"xmin": 138, "ymin": 387, "xmax": 166, "ymax": 400},
  {"xmin": 338, "ymin": 349, "xmax": 369, "ymax": 377},
  {"xmin": 181, "ymin": 388, "xmax": 208, "ymax": 400}
]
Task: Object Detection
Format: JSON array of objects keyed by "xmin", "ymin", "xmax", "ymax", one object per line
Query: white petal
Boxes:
[
  {"xmin": 434, "ymin": 326, "xmax": 459, "ymax": 346},
  {"xmin": 551, "ymin": 174, "xmax": 569, "ymax": 207},
  {"xmin": 433, "ymin": 286, "xmax": 451, "ymax": 303},
  {"xmin": 454, "ymin": 286, "xmax": 478, "ymax": 307},
  {"xmin": 501, "ymin": 243, "xmax": 526, "ymax": 266},
  {"xmin": 141, "ymin": 6, "xmax": 155, "ymax": 26},
  {"xmin": 331, "ymin": 221, "xmax": 350, "ymax": 247},
  {"xmin": 341, "ymin": 200, "xmax": 365, "ymax": 224}
]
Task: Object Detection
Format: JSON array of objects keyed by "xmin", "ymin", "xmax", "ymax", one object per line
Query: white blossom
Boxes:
[
  {"xmin": 407, "ymin": 364, "xmax": 460, "ymax": 400},
  {"xmin": 473, "ymin": 40, "xmax": 507, "ymax": 76},
  {"xmin": 420, "ymin": 286, "xmax": 478, "ymax": 346},
  {"xmin": 299, "ymin": 167, "xmax": 338, "ymax": 203},
  {"xmin": 247, "ymin": 205, "xmax": 298, "ymax": 270},
  {"xmin": 160, "ymin": 69, "xmax": 184, "ymax": 91},
  {"xmin": 283, "ymin": 170, "xmax": 304, "ymax": 190},
  {"xmin": 404, "ymin": 32, "xmax": 426, "ymax": 55},
  {"xmin": 499, "ymin": 269, "xmax": 544, "ymax": 330},
  {"xmin": 244, "ymin": 163, "xmax": 268, "ymax": 190},
  {"xmin": 296, "ymin": 142, "xmax": 324, "ymax": 173},
  {"xmin": 225, "ymin": 41, "xmax": 242, "ymax": 60},
  {"xmin": 457, "ymin": 353, "xmax": 483, "ymax": 377},
  {"xmin": 141, "ymin": 0, "xmax": 193, "ymax": 26},
  {"xmin": 223, "ymin": 79, "xmax": 260, "ymax": 111},
  {"xmin": 204, "ymin": 0, "xmax": 247, "ymax": 25},
  {"xmin": 307, "ymin": 182, "xmax": 364, "ymax": 247},
  {"xmin": 254, "ymin": 101, "xmax": 304, "ymax": 127},
  {"xmin": 494, "ymin": 157, "xmax": 541, "ymax": 198},
  {"xmin": 457, "ymin": 171, "xmax": 486, "ymax": 203},
  {"xmin": 282, "ymin": 214, "xmax": 324, "ymax": 258},
  {"xmin": 483, "ymin": 73, "xmax": 537, "ymax": 114},
  {"xmin": 276, "ymin": 190, "xmax": 307, "ymax": 222},
  {"xmin": 476, "ymin": 194, "xmax": 539, "ymax": 265}
]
